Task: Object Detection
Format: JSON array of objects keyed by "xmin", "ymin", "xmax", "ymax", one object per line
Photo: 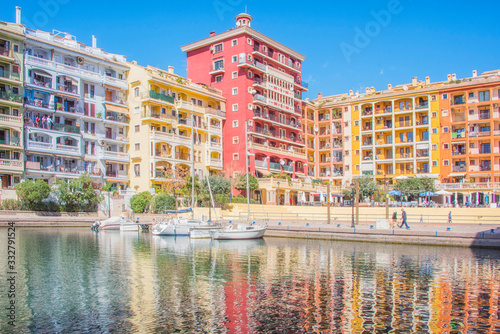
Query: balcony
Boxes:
[
  {"xmin": 269, "ymin": 162, "xmax": 281, "ymax": 170},
  {"xmin": 451, "ymin": 165, "xmax": 465, "ymax": 172},
  {"xmin": 0, "ymin": 91, "xmax": 22, "ymax": 104},
  {"xmin": 150, "ymin": 131, "xmax": 191, "ymax": 145},
  {"xmin": 25, "ymin": 55, "xmax": 102, "ymax": 82},
  {"xmin": 103, "ymin": 75, "xmax": 127, "ymax": 89},
  {"xmin": 53, "ymin": 123, "xmax": 80, "ymax": 134},
  {"xmin": 175, "ymin": 152, "xmax": 190, "ymax": 161},
  {"xmin": 56, "ymin": 84, "xmax": 78, "ymax": 96},
  {"xmin": 253, "ymin": 94, "xmax": 267, "ymax": 103},
  {"xmin": 144, "ymin": 90, "xmax": 175, "ymax": 104},
  {"xmin": 209, "ymin": 63, "xmax": 225, "ymax": 75},
  {"xmin": 101, "ymin": 150, "xmax": 129, "ymax": 161},
  {"xmin": 0, "ymin": 159, "xmax": 23, "ymax": 171},
  {"xmin": 210, "ymin": 141, "xmax": 222, "ymax": 149},
  {"xmin": 0, "ymin": 138, "xmax": 21, "ymax": 147},
  {"xmin": 451, "ymin": 131, "xmax": 466, "ymax": 139},
  {"xmin": 282, "ymin": 165, "xmax": 293, "ymax": 172},
  {"xmin": 209, "ymin": 158, "xmax": 222, "ymax": 167},
  {"xmin": 255, "ymin": 159, "xmax": 267, "ymax": 168},
  {"xmin": 0, "ymin": 46, "xmax": 12, "ymax": 59},
  {"xmin": 0, "ymin": 69, "xmax": 21, "ymax": 83},
  {"xmin": 478, "ymin": 131, "xmax": 491, "ymax": 137},
  {"xmin": 0, "ymin": 114, "xmax": 22, "ymax": 126},
  {"xmin": 415, "ymin": 102, "xmax": 429, "ymax": 109}
]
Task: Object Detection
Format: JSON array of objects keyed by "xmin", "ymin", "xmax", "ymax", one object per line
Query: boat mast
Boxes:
[
  {"xmin": 245, "ymin": 121, "xmax": 250, "ymax": 221},
  {"xmin": 191, "ymin": 115, "xmax": 195, "ymax": 219}
]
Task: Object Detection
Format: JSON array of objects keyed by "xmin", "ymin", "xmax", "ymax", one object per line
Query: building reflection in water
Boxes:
[{"xmin": 0, "ymin": 228, "xmax": 498, "ymax": 333}]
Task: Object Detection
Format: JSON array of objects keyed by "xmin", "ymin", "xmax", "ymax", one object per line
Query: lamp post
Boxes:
[
  {"xmin": 350, "ymin": 181, "xmax": 355, "ymax": 228},
  {"xmin": 277, "ymin": 181, "xmax": 280, "ymax": 205},
  {"xmin": 327, "ymin": 182, "xmax": 331, "ymax": 224},
  {"xmin": 385, "ymin": 180, "xmax": 389, "ymax": 219}
]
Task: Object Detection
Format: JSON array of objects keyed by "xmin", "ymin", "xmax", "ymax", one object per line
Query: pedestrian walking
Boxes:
[
  {"xmin": 448, "ymin": 211, "xmax": 452, "ymax": 224},
  {"xmin": 399, "ymin": 208, "xmax": 409, "ymax": 229},
  {"xmin": 392, "ymin": 211, "xmax": 397, "ymax": 228},
  {"xmin": 420, "ymin": 214, "xmax": 423, "ymax": 223}
]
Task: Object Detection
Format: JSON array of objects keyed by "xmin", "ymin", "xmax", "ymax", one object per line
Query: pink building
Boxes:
[{"xmin": 181, "ymin": 14, "xmax": 308, "ymax": 181}]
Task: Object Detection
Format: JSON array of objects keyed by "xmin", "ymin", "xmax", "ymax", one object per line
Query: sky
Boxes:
[{"xmin": 3, "ymin": 0, "xmax": 500, "ymax": 100}]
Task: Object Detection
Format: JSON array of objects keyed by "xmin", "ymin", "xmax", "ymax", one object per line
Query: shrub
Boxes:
[
  {"xmin": 0, "ymin": 199, "xmax": 23, "ymax": 210},
  {"xmin": 150, "ymin": 193, "xmax": 176, "ymax": 213},
  {"xmin": 130, "ymin": 191, "xmax": 152, "ymax": 213},
  {"xmin": 15, "ymin": 179, "xmax": 50, "ymax": 210}
]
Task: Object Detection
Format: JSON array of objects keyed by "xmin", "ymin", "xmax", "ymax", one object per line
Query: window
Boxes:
[
  {"xmin": 232, "ymin": 55, "xmax": 237, "ymax": 63},
  {"xmin": 443, "ymin": 143, "xmax": 449, "ymax": 149},
  {"xmin": 442, "ymin": 93, "xmax": 448, "ymax": 99},
  {"xmin": 432, "ymin": 112, "xmax": 437, "ymax": 118},
  {"xmin": 214, "ymin": 43, "xmax": 223, "ymax": 53},
  {"xmin": 248, "ymin": 86, "xmax": 253, "ymax": 94},
  {"xmin": 247, "ymin": 70, "xmax": 253, "ymax": 78},
  {"xmin": 431, "ymin": 95, "xmax": 437, "ymax": 101},
  {"xmin": 432, "ymin": 160, "xmax": 437, "ymax": 167},
  {"xmin": 213, "ymin": 59, "xmax": 224, "ymax": 71},
  {"xmin": 442, "ymin": 109, "xmax": 448, "ymax": 117},
  {"xmin": 135, "ymin": 143, "xmax": 140, "ymax": 150},
  {"xmin": 230, "ymin": 87, "xmax": 238, "ymax": 95},
  {"xmin": 355, "ymin": 149, "xmax": 360, "ymax": 155},
  {"xmin": 354, "ymin": 121, "xmax": 359, "ymax": 126},
  {"xmin": 135, "ymin": 125, "xmax": 140, "ymax": 132},
  {"xmin": 232, "ymin": 104, "xmax": 238, "ymax": 111},
  {"xmin": 197, "ymin": 100, "xmax": 203, "ymax": 106},
  {"xmin": 119, "ymin": 128, "xmax": 124, "ymax": 134},
  {"xmin": 191, "ymin": 98, "xmax": 196, "ymax": 105},
  {"xmin": 134, "ymin": 87, "xmax": 139, "ymax": 97},
  {"xmin": 355, "ymin": 136, "xmax": 359, "ymax": 141},
  {"xmin": 248, "ymin": 103, "xmax": 253, "ymax": 110},
  {"xmin": 479, "ymin": 90, "xmax": 490, "ymax": 102},
  {"xmin": 443, "ymin": 127, "xmax": 449, "ymax": 133},
  {"xmin": 215, "ymin": 75, "xmax": 222, "ymax": 83},
  {"xmin": 233, "ymin": 136, "xmax": 239, "ymax": 144},
  {"xmin": 232, "ymin": 71, "xmax": 238, "ymax": 79},
  {"xmin": 247, "ymin": 38, "xmax": 252, "ymax": 45},
  {"xmin": 13, "ymin": 44, "xmax": 19, "ymax": 53},
  {"xmin": 443, "ymin": 160, "xmax": 449, "ymax": 166},
  {"xmin": 119, "ymin": 164, "xmax": 124, "ymax": 171},
  {"xmin": 432, "ymin": 128, "xmax": 438, "ymax": 134},
  {"xmin": 134, "ymin": 164, "xmax": 140, "ymax": 176},
  {"xmin": 432, "ymin": 144, "xmax": 437, "ymax": 150},
  {"xmin": 355, "ymin": 165, "xmax": 360, "ymax": 171},
  {"xmin": 134, "ymin": 106, "xmax": 140, "ymax": 114},
  {"xmin": 233, "ymin": 120, "xmax": 239, "ymax": 127},
  {"xmin": 470, "ymin": 159, "xmax": 476, "ymax": 165},
  {"xmin": 231, "ymin": 39, "xmax": 237, "ymax": 47},
  {"xmin": 233, "ymin": 153, "xmax": 239, "ymax": 160},
  {"xmin": 469, "ymin": 92, "xmax": 474, "ymax": 98}
]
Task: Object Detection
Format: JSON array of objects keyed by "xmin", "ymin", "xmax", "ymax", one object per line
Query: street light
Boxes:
[
  {"xmin": 277, "ymin": 181, "xmax": 280, "ymax": 205},
  {"xmin": 350, "ymin": 182, "xmax": 355, "ymax": 228}
]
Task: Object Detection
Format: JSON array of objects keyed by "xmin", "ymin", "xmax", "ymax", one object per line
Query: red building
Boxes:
[{"xmin": 181, "ymin": 14, "xmax": 308, "ymax": 180}]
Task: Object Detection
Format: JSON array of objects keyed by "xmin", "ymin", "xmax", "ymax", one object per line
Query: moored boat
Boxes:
[{"xmin": 212, "ymin": 223, "xmax": 266, "ymax": 240}]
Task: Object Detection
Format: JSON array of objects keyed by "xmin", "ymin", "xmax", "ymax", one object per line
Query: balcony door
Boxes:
[{"xmin": 105, "ymin": 127, "xmax": 112, "ymax": 139}]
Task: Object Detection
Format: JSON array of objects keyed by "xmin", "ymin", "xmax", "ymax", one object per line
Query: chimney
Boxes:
[
  {"xmin": 412, "ymin": 77, "xmax": 417, "ymax": 86},
  {"xmin": 365, "ymin": 87, "xmax": 370, "ymax": 93},
  {"xmin": 168, "ymin": 66, "xmax": 174, "ymax": 74},
  {"xmin": 388, "ymin": 84, "xmax": 392, "ymax": 90},
  {"xmin": 473, "ymin": 70, "xmax": 477, "ymax": 77},
  {"xmin": 131, "ymin": 60, "xmax": 137, "ymax": 65},
  {"xmin": 349, "ymin": 90, "xmax": 353, "ymax": 96},
  {"xmin": 210, "ymin": 31, "xmax": 215, "ymax": 37},
  {"xmin": 447, "ymin": 74, "xmax": 452, "ymax": 81},
  {"xmin": 92, "ymin": 35, "xmax": 97, "ymax": 48},
  {"xmin": 370, "ymin": 86, "xmax": 375, "ymax": 93},
  {"xmin": 452, "ymin": 73, "xmax": 457, "ymax": 80},
  {"xmin": 425, "ymin": 76, "xmax": 430, "ymax": 84},
  {"xmin": 15, "ymin": 6, "xmax": 21, "ymax": 25},
  {"xmin": 317, "ymin": 92, "xmax": 322, "ymax": 100}
]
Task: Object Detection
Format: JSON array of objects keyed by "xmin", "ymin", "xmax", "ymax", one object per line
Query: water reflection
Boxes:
[{"xmin": 0, "ymin": 228, "xmax": 499, "ymax": 333}]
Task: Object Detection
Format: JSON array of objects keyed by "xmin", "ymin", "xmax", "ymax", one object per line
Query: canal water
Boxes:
[{"xmin": 0, "ymin": 228, "xmax": 499, "ymax": 333}]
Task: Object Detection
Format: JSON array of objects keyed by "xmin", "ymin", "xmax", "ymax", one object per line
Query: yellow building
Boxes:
[
  {"xmin": 0, "ymin": 20, "xmax": 24, "ymax": 189},
  {"xmin": 127, "ymin": 62, "xmax": 226, "ymax": 192}
]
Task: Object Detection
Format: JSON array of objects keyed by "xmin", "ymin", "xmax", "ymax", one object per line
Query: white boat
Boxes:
[
  {"xmin": 189, "ymin": 224, "xmax": 221, "ymax": 239},
  {"xmin": 152, "ymin": 218, "xmax": 203, "ymax": 236},
  {"xmin": 95, "ymin": 216, "xmax": 137, "ymax": 230},
  {"xmin": 212, "ymin": 223, "xmax": 266, "ymax": 240},
  {"xmin": 120, "ymin": 224, "xmax": 139, "ymax": 232}
]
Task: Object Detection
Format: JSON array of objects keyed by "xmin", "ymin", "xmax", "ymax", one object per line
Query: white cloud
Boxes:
[{"xmin": 380, "ymin": 69, "xmax": 384, "ymax": 75}]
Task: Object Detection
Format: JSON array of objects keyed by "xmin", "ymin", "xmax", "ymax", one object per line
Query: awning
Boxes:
[
  {"xmin": 104, "ymin": 103, "xmax": 129, "ymax": 114},
  {"xmin": 105, "ymin": 179, "xmax": 129, "ymax": 183},
  {"xmin": 448, "ymin": 172, "xmax": 466, "ymax": 177},
  {"xmin": 469, "ymin": 173, "xmax": 489, "ymax": 177},
  {"xmin": 452, "ymin": 141, "xmax": 466, "ymax": 144},
  {"xmin": 55, "ymin": 91, "xmax": 79, "ymax": 99},
  {"xmin": 256, "ymin": 169, "xmax": 272, "ymax": 176},
  {"xmin": 103, "ymin": 83, "xmax": 123, "ymax": 90}
]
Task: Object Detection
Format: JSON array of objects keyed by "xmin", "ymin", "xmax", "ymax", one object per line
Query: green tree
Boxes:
[
  {"xmin": 150, "ymin": 193, "xmax": 176, "ymax": 213},
  {"xmin": 393, "ymin": 178, "xmax": 435, "ymax": 200},
  {"xmin": 201, "ymin": 175, "xmax": 231, "ymax": 206},
  {"xmin": 130, "ymin": 191, "xmax": 152, "ymax": 213},
  {"xmin": 343, "ymin": 176, "xmax": 379, "ymax": 201},
  {"xmin": 234, "ymin": 174, "xmax": 259, "ymax": 193},
  {"xmin": 55, "ymin": 175, "xmax": 103, "ymax": 212},
  {"xmin": 15, "ymin": 179, "xmax": 50, "ymax": 210}
]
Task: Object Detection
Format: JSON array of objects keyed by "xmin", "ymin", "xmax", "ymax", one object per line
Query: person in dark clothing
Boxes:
[{"xmin": 399, "ymin": 208, "xmax": 409, "ymax": 229}]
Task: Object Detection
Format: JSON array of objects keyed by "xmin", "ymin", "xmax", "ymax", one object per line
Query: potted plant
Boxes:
[{"xmin": 96, "ymin": 112, "xmax": 102, "ymax": 118}]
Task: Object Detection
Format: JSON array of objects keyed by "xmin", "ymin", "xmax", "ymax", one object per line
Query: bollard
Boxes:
[
  {"xmin": 278, "ymin": 222, "xmax": 281, "ymax": 225},
  {"xmin": 319, "ymin": 227, "xmax": 321, "ymax": 232},
  {"xmin": 306, "ymin": 223, "xmax": 309, "ymax": 226},
  {"xmin": 491, "ymin": 229, "xmax": 495, "ymax": 233},
  {"xmin": 435, "ymin": 231, "xmax": 438, "ymax": 237},
  {"xmin": 447, "ymin": 227, "xmax": 451, "ymax": 231},
  {"xmin": 229, "ymin": 221, "xmax": 232, "ymax": 224},
  {"xmin": 253, "ymin": 221, "xmax": 255, "ymax": 225},
  {"xmin": 354, "ymin": 228, "xmax": 356, "ymax": 234},
  {"xmin": 370, "ymin": 225, "xmax": 374, "ymax": 229},
  {"xmin": 482, "ymin": 232, "xmax": 485, "ymax": 239},
  {"xmin": 392, "ymin": 229, "xmax": 395, "ymax": 235},
  {"xmin": 337, "ymin": 224, "xmax": 340, "ymax": 228},
  {"xmin": 287, "ymin": 226, "xmax": 289, "ymax": 230}
]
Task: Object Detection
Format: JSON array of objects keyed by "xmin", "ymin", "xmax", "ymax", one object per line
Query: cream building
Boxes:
[{"xmin": 127, "ymin": 62, "xmax": 226, "ymax": 192}]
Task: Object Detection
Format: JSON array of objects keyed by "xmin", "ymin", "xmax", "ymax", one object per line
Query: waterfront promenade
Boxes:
[{"xmin": 0, "ymin": 204, "xmax": 499, "ymax": 248}]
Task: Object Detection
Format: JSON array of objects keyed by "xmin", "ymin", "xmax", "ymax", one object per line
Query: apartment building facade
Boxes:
[
  {"xmin": 22, "ymin": 28, "xmax": 129, "ymax": 189},
  {"xmin": 439, "ymin": 71, "xmax": 500, "ymax": 185},
  {"xmin": 0, "ymin": 20, "xmax": 24, "ymax": 189},
  {"xmin": 127, "ymin": 62, "xmax": 226, "ymax": 192}
]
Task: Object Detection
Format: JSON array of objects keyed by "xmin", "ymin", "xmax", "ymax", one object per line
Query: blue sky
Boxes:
[{"xmin": 4, "ymin": 0, "xmax": 500, "ymax": 99}]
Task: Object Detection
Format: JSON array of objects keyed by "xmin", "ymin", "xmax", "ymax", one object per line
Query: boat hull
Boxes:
[
  {"xmin": 152, "ymin": 223, "xmax": 190, "ymax": 236},
  {"xmin": 120, "ymin": 224, "xmax": 140, "ymax": 232},
  {"xmin": 213, "ymin": 225, "xmax": 266, "ymax": 240}
]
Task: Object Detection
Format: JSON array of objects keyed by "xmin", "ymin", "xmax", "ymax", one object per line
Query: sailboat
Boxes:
[{"xmin": 212, "ymin": 121, "xmax": 267, "ymax": 240}]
